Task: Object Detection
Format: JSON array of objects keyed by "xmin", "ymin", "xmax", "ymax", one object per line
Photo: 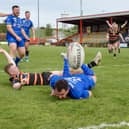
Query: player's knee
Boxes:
[
  {"xmin": 20, "ymin": 54, "xmax": 25, "ymax": 58},
  {"xmin": 19, "ymin": 53, "xmax": 25, "ymax": 58},
  {"xmin": 10, "ymin": 47, "xmax": 17, "ymax": 53}
]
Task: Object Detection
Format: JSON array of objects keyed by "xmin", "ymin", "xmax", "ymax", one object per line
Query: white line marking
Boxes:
[{"xmin": 78, "ymin": 121, "xmax": 129, "ymax": 129}]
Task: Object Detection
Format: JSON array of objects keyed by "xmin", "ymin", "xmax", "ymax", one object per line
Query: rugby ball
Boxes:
[
  {"xmin": 67, "ymin": 42, "xmax": 85, "ymax": 69},
  {"xmin": 13, "ymin": 82, "xmax": 22, "ymax": 89}
]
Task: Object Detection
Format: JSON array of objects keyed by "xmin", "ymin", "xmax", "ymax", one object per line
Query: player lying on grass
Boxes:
[
  {"xmin": 0, "ymin": 47, "xmax": 102, "ymax": 96},
  {"xmin": 50, "ymin": 52, "xmax": 101, "ymax": 99}
]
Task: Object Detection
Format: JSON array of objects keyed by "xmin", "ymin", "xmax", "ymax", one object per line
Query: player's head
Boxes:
[
  {"xmin": 112, "ymin": 22, "xmax": 118, "ymax": 29},
  {"xmin": 12, "ymin": 5, "xmax": 20, "ymax": 17},
  {"xmin": 54, "ymin": 79, "xmax": 69, "ymax": 99},
  {"xmin": 4, "ymin": 63, "xmax": 19, "ymax": 77},
  {"xmin": 25, "ymin": 11, "xmax": 30, "ymax": 19}
]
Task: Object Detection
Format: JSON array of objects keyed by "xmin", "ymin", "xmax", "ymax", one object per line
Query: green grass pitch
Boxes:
[{"xmin": 0, "ymin": 45, "xmax": 129, "ymax": 129}]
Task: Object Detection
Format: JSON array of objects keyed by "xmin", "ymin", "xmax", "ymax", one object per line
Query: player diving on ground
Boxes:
[{"xmin": 0, "ymin": 46, "xmax": 102, "ymax": 99}]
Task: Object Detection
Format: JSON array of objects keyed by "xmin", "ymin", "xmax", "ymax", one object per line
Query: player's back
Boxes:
[
  {"xmin": 65, "ymin": 74, "xmax": 95, "ymax": 98},
  {"xmin": 50, "ymin": 73, "xmax": 95, "ymax": 99}
]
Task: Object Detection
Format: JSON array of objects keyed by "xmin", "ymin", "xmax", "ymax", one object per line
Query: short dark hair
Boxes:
[
  {"xmin": 4, "ymin": 63, "xmax": 14, "ymax": 74},
  {"xmin": 25, "ymin": 11, "xmax": 30, "ymax": 14},
  {"xmin": 12, "ymin": 5, "xmax": 19, "ymax": 10},
  {"xmin": 55, "ymin": 79, "xmax": 69, "ymax": 92}
]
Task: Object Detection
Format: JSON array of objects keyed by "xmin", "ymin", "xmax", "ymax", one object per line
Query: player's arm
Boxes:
[
  {"xmin": 49, "ymin": 75, "xmax": 63, "ymax": 96},
  {"xmin": 0, "ymin": 47, "xmax": 16, "ymax": 66},
  {"xmin": 79, "ymin": 90, "xmax": 92, "ymax": 99},
  {"xmin": 71, "ymin": 86, "xmax": 92, "ymax": 99},
  {"xmin": 119, "ymin": 33, "xmax": 125, "ymax": 42},
  {"xmin": 6, "ymin": 25, "xmax": 22, "ymax": 41},
  {"xmin": 50, "ymin": 89, "xmax": 56, "ymax": 96},
  {"xmin": 83, "ymin": 90, "xmax": 92, "ymax": 98},
  {"xmin": 0, "ymin": 12, "xmax": 11, "ymax": 17},
  {"xmin": 21, "ymin": 28, "xmax": 30, "ymax": 41},
  {"xmin": 121, "ymin": 20, "xmax": 128, "ymax": 29},
  {"xmin": 106, "ymin": 20, "xmax": 112, "ymax": 28},
  {"xmin": 106, "ymin": 33, "xmax": 109, "ymax": 39}
]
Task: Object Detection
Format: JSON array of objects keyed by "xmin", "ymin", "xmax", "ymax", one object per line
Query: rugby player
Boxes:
[
  {"xmin": 22, "ymin": 11, "xmax": 35, "ymax": 62},
  {"xmin": 106, "ymin": 20, "xmax": 128, "ymax": 56},
  {"xmin": 5, "ymin": 5, "xmax": 30, "ymax": 66},
  {"xmin": 50, "ymin": 52, "xmax": 99, "ymax": 99},
  {"xmin": 0, "ymin": 47, "xmax": 102, "ymax": 100}
]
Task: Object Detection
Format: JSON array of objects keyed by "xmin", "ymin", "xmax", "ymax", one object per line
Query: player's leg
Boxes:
[
  {"xmin": 117, "ymin": 41, "xmax": 120, "ymax": 53},
  {"xmin": 87, "ymin": 51, "xmax": 102, "ymax": 68},
  {"xmin": 60, "ymin": 51, "xmax": 102, "ymax": 75},
  {"xmin": 81, "ymin": 64, "xmax": 95, "ymax": 76},
  {"xmin": 113, "ymin": 42, "xmax": 118, "ymax": 57},
  {"xmin": 7, "ymin": 35, "xmax": 17, "ymax": 61},
  {"xmin": 108, "ymin": 43, "xmax": 111, "ymax": 53},
  {"xmin": 16, "ymin": 40, "xmax": 25, "ymax": 65},
  {"xmin": 24, "ymin": 41, "xmax": 30, "ymax": 62},
  {"xmin": 17, "ymin": 47, "xmax": 25, "ymax": 58},
  {"xmin": 108, "ymin": 43, "xmax": 113, "ymax": 53},
  {"xmin": 9, "ymin": 43, "xmax": 17, "ymax": 59},
  {"xmin": 60, "ymin": 52, "xmax": 71, "ymax": 77}
]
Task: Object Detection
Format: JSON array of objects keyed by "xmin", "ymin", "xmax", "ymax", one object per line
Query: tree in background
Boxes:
[
  {"xmin": 45, "ymin": 24, "xmax": 53, "ymax": 37},
  {"xmin": 63, "ymin": 25, "xmax": 78, "ymax": 37},
  {"xmin": 0, "ymin": 23, "xmax": 6, "ymax": 33},
  {"xmin": 0, "ymin": 23, "xmax": 6, "ymax": 41}
]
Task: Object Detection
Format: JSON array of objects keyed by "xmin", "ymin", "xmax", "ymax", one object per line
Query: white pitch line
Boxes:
[{"xmin": 78, "ymin": 121, "xmax": 129, "ymax": 129}]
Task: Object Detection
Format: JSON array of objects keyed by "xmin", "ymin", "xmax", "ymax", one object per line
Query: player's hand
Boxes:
[
  {"xmin": 125, "ymin": 20, "xmax": 128, "ymax": 24},
  {"xmin": 21, "ymin": 78, "xmax": 27, "ymax": 85},
  {"xmin": 13, "ymin": 82, "xmax": 22, "ymax": 89},
  {"xmin": 50, "ymin": 89, "xmax": 56, "ymax": 96},
  {"xmin": 16, "ymin": 36, "xmax": 22, "ymax": 42},
  {"xmin": 26, "ymin": 37, "xmax": 30, "ymax": 42},
  {"xmin": 32, "ymin": 37, "xmax": 36, "ymax": 40},
  {"xmin": 106, "ymin": 20, "xmax": 109, "ymax": 23},
  {"xmin": 122, "ymin": 40, "xmax": 125, "ymax": 43}
]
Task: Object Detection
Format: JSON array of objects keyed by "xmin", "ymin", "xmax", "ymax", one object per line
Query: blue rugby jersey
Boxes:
[
  {"xmin": 5, "ymin": 15, "xmax": 23, "ymax": 37},
  {"xmin": 22, "ymin": 18, "xmax": 33, "ymax": 37},
  {"xmin": 50, "ymin": 59, "xmax": 95, "ymax": 99}
]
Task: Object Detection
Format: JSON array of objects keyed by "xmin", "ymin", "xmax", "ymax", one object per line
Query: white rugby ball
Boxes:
[
  {"xmin": 13, "ymin": 82, "xmax": 22, "ymax": 89},
  {"xmin": 67, "ymin": 42, "xmax": 85, "ymax": 69}
]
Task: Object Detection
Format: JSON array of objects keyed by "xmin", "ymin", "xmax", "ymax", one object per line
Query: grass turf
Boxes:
[{"xmin": 0, "ymin": 45, "xmax": 129, "ymax": 129}]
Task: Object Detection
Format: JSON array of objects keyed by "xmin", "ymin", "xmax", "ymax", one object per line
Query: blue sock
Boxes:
[
  {"xmin": 81, "ymin": 64, "xmax": 94, "ymax": 76},
  {"xmin": 63, "ymin": 58, "xmax": 71, "ymax": 77},
  {"xmin": 15, "ymin": 57, "xmax": 21, "ymax": 66}
]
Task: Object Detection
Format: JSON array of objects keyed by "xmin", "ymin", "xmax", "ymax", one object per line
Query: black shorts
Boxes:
[
  {"xmin": 41, "ymin": 72, "xmax": 52, "ymax": 85},
  {"xmin": 109, "ymin": 39, "xmax": 120, "ymax": 44}
]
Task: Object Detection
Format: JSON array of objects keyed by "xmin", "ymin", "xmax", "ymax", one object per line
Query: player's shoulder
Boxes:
[
  {"xmin": 29, "ymin": 19, "xmax": 33, "ymax": 24},
  {"xmin": 21, "ymin": 18, "xmax": 26, "ymax": 21},
  {"xmin": 6, "ymin": 15, "xmax": 13, "ymax": 19}
]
